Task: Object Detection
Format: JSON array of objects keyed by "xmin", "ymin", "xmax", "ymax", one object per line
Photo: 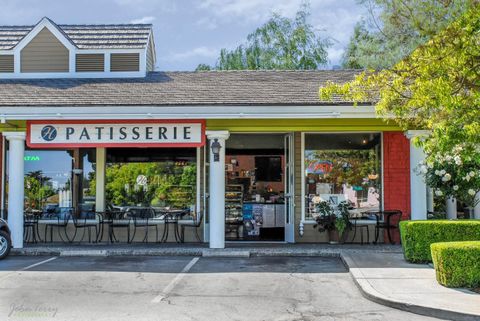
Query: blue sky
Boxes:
[{"xmin": 1, "ymin": 0, "xmax": 366, "ymax": 71}]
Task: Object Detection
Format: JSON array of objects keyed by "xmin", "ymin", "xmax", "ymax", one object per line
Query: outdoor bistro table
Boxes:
[
  {"xmin": 363, "ymin": 210, "xmax": 402, "ymax": 244},
  {"xmin": 158, "ymin": 209, "xmax": 188, "ymax": 243}
]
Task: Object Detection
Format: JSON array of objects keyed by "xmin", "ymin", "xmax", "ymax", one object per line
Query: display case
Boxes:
[{"xmin": 225, "ymin": 184, "xmax": 244, "ymax": 226}]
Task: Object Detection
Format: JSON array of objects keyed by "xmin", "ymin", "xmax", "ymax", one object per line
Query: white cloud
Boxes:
[
  {"xmin": 197, "ymin": 0, "xmax": 304, "ymax": 23},
  {"xmin": 113, "ymin": 0, "xmax": 177, "ymax": 13},
  {"xmin": 130, "ymin": 16, "xmax": 155, "ymax": 24}
]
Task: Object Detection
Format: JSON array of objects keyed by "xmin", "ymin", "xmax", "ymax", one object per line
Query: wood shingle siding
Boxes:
[
  {"xmin": 0, "ymin": 55, "xmax": 14, "ymax": 73},
  {"xmin": 110, "ymin": 53, "xmax": 139, "ymax": 72},
  {"xmin": 146, "ymin": 41, "xmax": 154, "ymax": 71},
  {"xmin": 20, "ymin": 27, "xmax": 69, "ymax": 73},
  {"xmin": 76, "ymin": 54, "xmax": 105, "ymax": 72}
]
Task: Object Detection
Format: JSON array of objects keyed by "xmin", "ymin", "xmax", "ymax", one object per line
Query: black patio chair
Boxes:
[
  {"xmin": 107, "ymin": 210, "xmax": 131, "ymax": 243},
  {"xmin": 374, "ymin": 210, "xmax": 403, "ymax": 244},
  {"xmin": 67, "ymin": 209, "xmax": 100, "ymax": 243},
  {"xmin": 44, "ymin": 207, "xmax": 71, "ymax": 243},
  {"xmin": 160, "ymin": 209, "xmax": 188, "ymax": 243},
  {"xmin": 127, "ymin": 207, "xmax": 158, "ymax": 243},
  {"xmin": 24, "ymin": 211, "xmax": 42, "ymax": 243},
  {"xmin": 179, "ymin": 211, "xmax": 203, "ymax": 243}
]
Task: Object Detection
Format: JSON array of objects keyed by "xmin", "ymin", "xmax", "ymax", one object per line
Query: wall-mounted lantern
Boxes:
[{"xmin": 211, "ymin": 138, "xmax": 221, "ymax": 162}]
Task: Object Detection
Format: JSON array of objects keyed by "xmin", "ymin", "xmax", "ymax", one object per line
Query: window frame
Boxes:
[{"xmin": 300, "ymin": 131, "xmax": 384, "ymax": 225}]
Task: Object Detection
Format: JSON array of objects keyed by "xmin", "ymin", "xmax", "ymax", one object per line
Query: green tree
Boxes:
[
  {"xmin": 321, "ymin": 2, "xmax": 480, "ymax": 170},
  {"xmin": 197, "ymin": 3, "xmax": 331, "ymax": 70},
  {"xmin": 24, "ymin": 171, "xmax": 55, "ymax": 210},
  {"xmin": 342, "ymin": 0, "xmax": 471, "ymax": 69}
]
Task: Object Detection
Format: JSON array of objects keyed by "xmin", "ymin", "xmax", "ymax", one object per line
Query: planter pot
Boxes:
[
  {"xmin": 463, "ymin": 207, "xmax": 475, "ymax": 219},
  {"xmin": 328, "ymin": 229, "xmax": 340, "ymax": 244},
  {"xmin": 446, "ymin": 197, "xmax": 457, "ymax": 220},
  {"xmin": 475, "ymin": 192, "xmax": 480, "ymax": 220}
]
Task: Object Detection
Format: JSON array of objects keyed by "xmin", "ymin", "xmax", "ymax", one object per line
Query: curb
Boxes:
[
  {"xmin": 202, "ymin": 249, "xmax": 250, "ymax": 257},
  {"xmin": 342, "ymin": 254, "xmax": 480, "ymax": 321}
]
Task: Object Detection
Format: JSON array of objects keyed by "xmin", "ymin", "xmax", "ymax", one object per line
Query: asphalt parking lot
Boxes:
[{"xmin": 0, "ymin": 256, "xmax": 443, "ymax": 321}]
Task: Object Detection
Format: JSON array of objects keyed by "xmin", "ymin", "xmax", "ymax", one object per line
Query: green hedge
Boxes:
[
  {"xmin": 399, "ymin": 220, "xmax": 480, "ymax": 263},
  {"xmin": 431, "ymin": 241, "xmax": 480, "ymax": 288}
]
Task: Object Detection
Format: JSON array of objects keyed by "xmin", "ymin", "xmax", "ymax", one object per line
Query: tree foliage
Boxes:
[
  {"xmin": 342, "ymin": 0, "xmax": 471, "ymax": 69},
  {"xmin": 196, "ymin": 3, "xmax": 330, "ymax": 71},
  {"xmin": 321, "ymin": 2, "xmax": 480, "ymax": 166}
]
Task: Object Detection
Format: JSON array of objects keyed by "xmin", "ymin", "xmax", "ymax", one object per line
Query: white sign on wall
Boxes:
[{"xmin": 27, "ymin": 120, "xmax": 206, "ymax": 148}]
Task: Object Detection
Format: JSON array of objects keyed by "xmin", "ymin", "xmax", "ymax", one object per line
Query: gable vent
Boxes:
[
  {"xmin": 76, "ymin": 54, "xmax": 105, "ymax": 72},
  {"xmin": 0, "ymin": 55, "xmax": 14, "ymax": 73},
  {"xmin": 110, "ymin": 53, "xmax": 139, "ymax": 72}
]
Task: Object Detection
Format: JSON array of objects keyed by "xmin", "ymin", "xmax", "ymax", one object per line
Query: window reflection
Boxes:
[
  {"xmin": 304, "ymin": 133, "xmax": 382, "ymax": 219},
  {"xmin": 23, "ymin": 150, "xmax": 73, "ymax": 211},
  {"xmin": 105, "ymin": 148, "xmax": 197, "ymax": 211}
]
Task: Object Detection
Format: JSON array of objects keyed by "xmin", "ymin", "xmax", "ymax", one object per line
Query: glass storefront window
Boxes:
[
  {"xmin": 105, "ymin": 148, "xmax": 197, "ymax": 211},
  {"xmin": 23, "ymin": 150, "xmax": 74, "ymax": 211},
  {"xmin": 4, "ymin": 147, "xmax": 97, "ymax": 218},
  {"xmin": 304, "ymin": 133, "xmax": 382, "ymax": 220}
]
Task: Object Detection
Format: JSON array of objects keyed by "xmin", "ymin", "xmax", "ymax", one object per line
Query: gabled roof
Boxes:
[
  {"xmin": 0, "ymin": 17, "xmax": 152, "ymax": 50},
  {"xmin": 0, "ymin": 70, "xmax": 370, "ymax": 107}
]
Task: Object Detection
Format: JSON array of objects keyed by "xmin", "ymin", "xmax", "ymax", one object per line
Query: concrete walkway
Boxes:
[
  {"xmin": 11, "ymin": 243, "xmax": 480, "ymax": 320},
  {"xmin": 344, "ymin": 252, "xmax": 480, "ymax": 321}
]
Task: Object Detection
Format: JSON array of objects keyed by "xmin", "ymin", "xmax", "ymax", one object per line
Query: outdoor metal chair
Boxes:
[
  {"xmin": 44, "ymin": 207, "xmax": 71, "ymax": 243},
  {"xmin": 108, "ymin": 210, "xmax": 132, "ymax": 243},
  {"xmin": 67, "ymin": 209, "xmax": 100, "ymax": 243},
  {"xmin": 127, "ymin": 207, "xmax": 158, "ymax": 243},
  {"xmin": 373, "ymin": 210, "xmax": 403, "ymax": 244},
  {"xmin": 160, "ymin": 209, "xmax": 188, "ymax": 243},
  {"xmin": 24, "ymin": 211, "xmax": 42, "ymax": 243},
  {"xmin": 179, "ymin": 211, "xmax": 203, "ymax": 243}
]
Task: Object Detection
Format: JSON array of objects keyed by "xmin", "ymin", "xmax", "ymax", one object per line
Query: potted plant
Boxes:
[{"xmin": 313, "ymin": 200, "xmax": 351, "ymax": 244}]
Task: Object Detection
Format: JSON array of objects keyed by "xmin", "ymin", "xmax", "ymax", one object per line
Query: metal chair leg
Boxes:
[
  {"xmin": 387, "ymin": 227, "xmax": 394, "ymax": 244},
  {"xmin": 161, "ymin": 223, "xmax": 169, "ymax": 242},
  {"xmin": 194, "ymin": 228, "xmax": 201, "ymax": 242},
  {"xmin": 374, "ymin": 226, "xmax": 380, "ymax": 244},
  {"xmin": 180, "ymin": 226, "xmax": 185, "ymax": 243},
  {"xmin": 129, "ymin": 226, "xmax": 136, "ymax": 243}
]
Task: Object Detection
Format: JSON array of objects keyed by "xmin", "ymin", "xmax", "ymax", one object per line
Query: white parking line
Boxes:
[
  {"xmin": 0, "ymin": 257, "xmax": 58, "ymax": 282},
  {"xmin": 20, "ymin": 257, "xmax": 58, "ymax": 271},
  {"xmin": 151, "ymin": 257, "xmax": 200, "ymax": 303}
]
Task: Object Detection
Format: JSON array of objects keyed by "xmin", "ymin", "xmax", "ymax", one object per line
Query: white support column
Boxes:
[
  {"xmin": 474, "ymin": 192, "xmax": 480, "ymax": 219},
  {"xmin": 95, "ymin": 148, "xmax": 106, "ymax": 212},
  {"xmin": 206, "ymin": 130, "xmax": 229, "ymax": 249},
  {"xmin": 405, "ymin": 131, "xmax": 428, "ymax": 220},
  {"xmin": 3, "ymin": 132, "xmax": 26, "ymax": 248}
]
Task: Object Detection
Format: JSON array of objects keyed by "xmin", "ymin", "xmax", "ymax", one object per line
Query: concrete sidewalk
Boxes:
[{"xmin": 344, "ymin": 252, "xmax": 480, "ymax": 321}]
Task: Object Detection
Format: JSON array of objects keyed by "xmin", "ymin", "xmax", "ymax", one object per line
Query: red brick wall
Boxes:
[{"xmin": 383, "ymin": 132, "xmax": 411, "ymax": 243}]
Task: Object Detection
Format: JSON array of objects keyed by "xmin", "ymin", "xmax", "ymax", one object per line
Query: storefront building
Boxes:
[{"xmin": 0, "ymin": 18, "xmax": 430, "ymax": 249}]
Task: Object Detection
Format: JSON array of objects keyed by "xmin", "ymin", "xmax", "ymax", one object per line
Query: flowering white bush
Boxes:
[{"xmin": 420, "ymin": 143, "xmax": 480, "ymax": 208}]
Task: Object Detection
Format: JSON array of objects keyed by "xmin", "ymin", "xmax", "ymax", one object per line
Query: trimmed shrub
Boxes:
[
  {"xmin": 431, "ymin": 241, "xmax": 480, "ymax": 288},
  {"xmin": 399, "ymin": 220, "xmax": 480, "ymax": 263}
]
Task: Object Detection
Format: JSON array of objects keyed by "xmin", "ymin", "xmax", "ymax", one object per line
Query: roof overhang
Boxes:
[{"xmin": 0, "ymin": 105, "xmax": 378, "ymax": 120}]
